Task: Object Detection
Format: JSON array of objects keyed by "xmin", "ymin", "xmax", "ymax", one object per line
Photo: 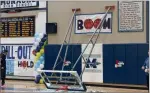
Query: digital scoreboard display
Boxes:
[{"xmin": 0, "ymin": 16, "xmax": 35, "ymax": 37}]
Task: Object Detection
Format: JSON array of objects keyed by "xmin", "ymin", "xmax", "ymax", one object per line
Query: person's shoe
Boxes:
[{"xmin": 1, "ymin": 85, "xmax": 6, "ymax": 88}]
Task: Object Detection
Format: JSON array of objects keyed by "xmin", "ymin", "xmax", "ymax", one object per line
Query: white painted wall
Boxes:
[
  {"xmin": 39, "ymin": 1, "xmax": 46, "ymax": 8},
  {"xmin": 1, "ymin": 1, "xmax": 46, "ymax": 44}
]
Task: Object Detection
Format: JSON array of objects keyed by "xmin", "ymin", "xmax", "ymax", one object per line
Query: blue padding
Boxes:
[
  {"xmin": 137, "ymin": 44, "xmax": 149, "ymax": 85},
  {"xmin": 103, "ymin": 44, "xmax": 115, "ymax": 83},
  {"xmin": 113, "ymin": 44, "xmax": 126, "ymax": 84},
  {"xmin": 125, "ymin": 44, "xmax": 138, "ymax": 84},
  {"xmin": 44, "ymin": 43, "xmax": 149, "ymax": 85},
  {"xmin": 71, "ymin": 44, "xmax": 82, "ymax": 76},
  {"xmin": 44, "ymin": 45, "xmax": 60, "ymax": 70},
  {"xmin": 44, "ymin": 44, "xmax": 81, "ymax": 76}
]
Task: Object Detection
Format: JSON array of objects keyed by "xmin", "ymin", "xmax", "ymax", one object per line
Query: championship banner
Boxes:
[
  {"xmin": 1, "ymin": 44, "xmax": 35, "ymax": 77},
  {"xmin": 82, "ymin": 44, "xmax": 103, "ymax": 83},
  {"xmin": 75, "ymin": 13, "xmax": 112, "ymax": 34}
]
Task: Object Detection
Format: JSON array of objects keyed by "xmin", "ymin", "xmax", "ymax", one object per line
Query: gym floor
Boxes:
[{"xmin": 0, "ymin": 80, "xmax": 148, "ymax": 93}]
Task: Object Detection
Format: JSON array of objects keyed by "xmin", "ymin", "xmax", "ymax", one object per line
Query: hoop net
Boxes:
[{"xmin": 37, "ymin": 70, "xmax": 87, "ymax": 92}]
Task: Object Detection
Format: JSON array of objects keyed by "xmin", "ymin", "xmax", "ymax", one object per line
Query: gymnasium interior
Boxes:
[{"xmin": 0, "ymin": 1, "xmax": 149, "ymax": 93}]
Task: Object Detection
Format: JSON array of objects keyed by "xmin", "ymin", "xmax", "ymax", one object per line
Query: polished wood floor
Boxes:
[{"xmin": 0, "ymin": 80, "xmax": 148, "ymax": 93}]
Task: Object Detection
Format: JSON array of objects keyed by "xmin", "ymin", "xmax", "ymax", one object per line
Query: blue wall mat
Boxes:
[
  {"xmin": 44, "ymin": 45, "xmax": 61, "ymax": 77},
  {"xmin": 137, "ymin": 44, "xmax": 149, "ymax": 85},
  {"xmin": 125, "ymin": 44, "xmax": 138, "ymax": 84},
  {"xmin": 44, "ymin": 44, "xmax": 73, "ymax": 70},
  {"xmin": 71, "ymin": 44, "xmax": 82, "ymax": 76},
  {"xmin": 44, "ymin": 43, "xmax": 149, "ymax": 85},
  {"xmin": 103, "ymin": 45, "xmax": 115, "ymax": 83},
  {"xmin": 60, "ymin": 45, "xmax": 73, "ymax": 71},
  {"xmin": 114, "ymin": 44, "xmax": 126, "ymax": 84},
  {"xmin": 44, "ymin": 44, "xmax": 82, "ymax": 75},
  {"xmin": 44, "ymin": 45, "xmax": 60, "ymax": 70}
]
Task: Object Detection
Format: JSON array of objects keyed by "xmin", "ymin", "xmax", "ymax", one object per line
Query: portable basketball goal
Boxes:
[{"xmin": 38, "ymin": 6, "xmax": 115, "ymax": 92}]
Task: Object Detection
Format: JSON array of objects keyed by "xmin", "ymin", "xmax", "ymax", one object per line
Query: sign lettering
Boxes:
[
  {"xmin": 0, "ymin": 1, "xmax": 39, "ymax": 9},
  {"xmin": 1, "ymin": 44, "xmax": 34, "ymax": 76},
  {"xmin": 75, "ymin": 13, "xmax": 112, "ymax": 34},
  {"xmin": 118, "ymin": 1, "xmax": 143, "ymax": 31}
]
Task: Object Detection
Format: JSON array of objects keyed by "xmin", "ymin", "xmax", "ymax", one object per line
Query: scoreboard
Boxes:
[{"xmin": 0, "ymin": 16, "xmax": 35, "ymax": 37}]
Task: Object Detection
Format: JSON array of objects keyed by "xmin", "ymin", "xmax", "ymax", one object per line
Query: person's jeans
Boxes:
[
  {"xmin": 1, "ymin": 68, "xmax": 6, "ymax": 85},
  {"xmin": 146, "ymin": 74, "xmax": 149, "ymax": 90}
]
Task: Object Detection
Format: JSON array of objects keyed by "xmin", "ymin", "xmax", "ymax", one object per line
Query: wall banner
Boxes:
[
  {"xmin": 75, "ymin": 13, "xmax": 112, "ymax": 34},
  {"xmin": 1, "ymin": 44, "xmax": 34, "ymax": 77},
  {"xmin": 118, "ymin": 1, "xmax": 143, "ymax": 32},
  {"xmin": 0, "ymin": 1, "xmax": 39, "ymax": 9},
  {"xmin": 82, "ymin": 44, "xmax": 103, "ymax": 83}
]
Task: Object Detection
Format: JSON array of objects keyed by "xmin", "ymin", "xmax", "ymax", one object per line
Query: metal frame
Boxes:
[
  {"xmin": 42, "ymin": 7, "xmax": 112, "ymax": 91},
  {"xmin": 51, "ymin": 9, "xmax": 78, "ymax": 80},
  {"xmin": 51, "ymin": 7, "xmax": 111, "ymax": 77},
  {"xmin": 52, "ymin": 10, "xmax": 77, "ymax": 70},
  {"xmin": 38, "ymin": 70, "xmax": 87, "ymax": 91},
  {"xmin": 72, "ymin": 7, "xmax": 111, "ymax": 78}
]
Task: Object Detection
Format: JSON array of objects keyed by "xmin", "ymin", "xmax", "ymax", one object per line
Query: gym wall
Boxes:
[
  {"xmin": 1, "ymin": 1, "xmax": 46, "ymax": 79},
  {"xmin": 1, "ymin": 2, "xmax": 46, "ymax": 44},
  {"xmin": 44, "ymin": 43, "xmax": 149, "ymax": 85},
  {"xmin": 47, "ymin": 1, "xmax": 147, "ymax": 44}
]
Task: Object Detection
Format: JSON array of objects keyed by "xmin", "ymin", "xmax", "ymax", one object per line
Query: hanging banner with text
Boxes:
[
  {"xmin": 82, "ymin": 44, "xmax": 103, "ymax": 83},
  {"xmin": 118, "ymin": 1, "xmax": 143, "ymax": 32},
  {"xmin": 75, "ymin": 13, "xmax": 112, "ymax": 34},
  {"xmin": 0, "ymin": 1, "xmax": 39, "ymax": 9},
  {"xmin": 1, "ymin": 44, "xmax": 35, "ymax": 77}
]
